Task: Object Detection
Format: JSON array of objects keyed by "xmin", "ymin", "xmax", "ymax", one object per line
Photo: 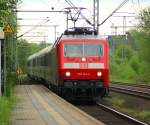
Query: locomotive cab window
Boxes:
[
  {"xmin": 64, "ymin": 43, "xmax": 103, "ymax": 57},
  {"xmin": 64, "ymin": 43, "xmax": 83, "ymax": 56},
  {"xmin": 84, "ymin": 43, "xmax": 103, "ymax": 56}
]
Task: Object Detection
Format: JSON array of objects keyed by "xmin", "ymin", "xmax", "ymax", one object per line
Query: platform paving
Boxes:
[{"xmin": 10, "ymin": 85, "xmax": 105, "ymax": 125}]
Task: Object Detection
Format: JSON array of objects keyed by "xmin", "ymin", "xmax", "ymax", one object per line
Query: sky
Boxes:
[{"xmin": 17, "ymin": 0, "xmax": 150, "ymax": 43}]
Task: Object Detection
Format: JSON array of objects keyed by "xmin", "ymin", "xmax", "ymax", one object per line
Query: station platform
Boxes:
[{"xmin": 11, "ymin": 85, "xmax": 105, "ymax": 125}]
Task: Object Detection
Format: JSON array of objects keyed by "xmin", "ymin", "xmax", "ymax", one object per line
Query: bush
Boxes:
[
  {"xmin": 0, "ymin": 96, "xmax": 16, "ymax": 125},
  {"xmin": 6, "ymin": 72, "xmax": 17, "ymax": 96},
  {"xmin": 110, "ymin": 61, "xmax": 120, "ymax": 81},
  {"xmin": 138, "ymin": 61, "xmax": 150, "ymax": 82},
  {"xmin": 112, "ymin": 44, "xmax": 134, "ymax": 65},
  {"xmin": 120, "ymin": 63, "xmax": 138, "ymax": 81},
  {"xmin": 129, "ymin": 55, "xmax": 140, "ymax": 74},
  {"xmin": 109, "ymin": 9, "xmax": 150, "ymax": 84},
  {"xmin": 110, "ymin": 59, "xmax": 138, "ymax": 82}
]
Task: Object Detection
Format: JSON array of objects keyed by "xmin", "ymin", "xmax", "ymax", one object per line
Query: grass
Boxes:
[
  {"xmin": 18, "ymin": 74, "xmax": 27, "ymax": 80},
  {"xmin": 105, "ymin": 96, "xmax": 125, "ymax": 106},
  {"xmin": 0, "ymin": 96, "xmax": 16, "ymax": 125},
  {"xmin": 103, "ymin": 93, "xmax": 150, "ymax": 124},
  {"xmin": 0, "ymin": 72, "xmax": 17, "ymax": 125},
  {"xmin": 136, "ymin": 111, "xmax": 150, "ymax": 119}
]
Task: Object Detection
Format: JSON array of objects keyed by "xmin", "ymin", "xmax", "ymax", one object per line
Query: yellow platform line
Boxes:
[{"xmin": 32, "ymin": 89, "xmax": 70, "ymax": 125}]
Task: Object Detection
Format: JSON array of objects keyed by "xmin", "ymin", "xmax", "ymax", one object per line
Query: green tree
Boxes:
[
  {"xmin": 109, "ymin": 7, "xmax": 150, "ymax": 83},
  {"xmin": 130, "ymin": 30, "xmax": 150, "ymax": 82},
  {"xmin": 17, "ymin": 39, "xmax": 49, "ymax": 72},
  {"xmin": 0, "ymin": 0, "xmax": 18, "ymax": 96},
  {"xmin": 138, "ymin": 7, "xmax": 150, "ymax": 34},
  {"xmin": 0, "ymin": 0, "xmax": 18, "ymax": 26}
]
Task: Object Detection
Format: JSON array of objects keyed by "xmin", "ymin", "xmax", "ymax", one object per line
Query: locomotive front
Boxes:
[{"xmin": 57, "ymin": 35, "xmax": 109, "ymax": 99}]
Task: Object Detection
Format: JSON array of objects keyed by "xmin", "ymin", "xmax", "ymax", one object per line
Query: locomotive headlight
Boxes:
[
  {"xmin": 97, "ymin": 72, "xmax": 102, "ymax": 76},
  {"xmin": 65, "ymin": 72, "xmax": 71, "ymax": 77},
  {"xmin": 82, "ymin": 57, "xmax": 86, "ymax": 62}
]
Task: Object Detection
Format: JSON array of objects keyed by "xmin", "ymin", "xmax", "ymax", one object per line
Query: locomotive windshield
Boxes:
[{"xmin": 64, "ymin": 43, "xmax": 103, "ymax": 57}]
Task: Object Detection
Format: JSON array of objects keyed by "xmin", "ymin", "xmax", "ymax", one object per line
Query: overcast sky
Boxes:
[{"xmin": 17, "ymin": 0, "xmax": 150, "ymax": 43}]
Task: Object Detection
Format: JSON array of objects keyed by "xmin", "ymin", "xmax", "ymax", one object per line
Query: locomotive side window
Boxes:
[
  {"xmin": 37, "ymin": 57, "xmax": 40, "ymax": 66},
  {"xmin": 33, "ymin": 59, "xmax": 36, "ymax": 66},
  {"xmin": 27, "ymin": 61, "xmax": 30, "ymax": 67},
  {"xmin": 84, "ymin": 43, "xmax": 103, "ymax": 56},
  {"xmin": 45, "ymin": 54, "xmax": 49, "ymax": 66},
  {"xmin": 64, "ymin": 43, "xmax": 83, "ymax": 56}
]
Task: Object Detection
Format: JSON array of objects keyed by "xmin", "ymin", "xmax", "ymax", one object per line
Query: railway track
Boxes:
[
  {"xmin": 76, "ymin": 102, "xmax": 148, "ymax": 125},
  {"xmin": 21, "ymin": 78, "xmax": 149, "ymax": 125},
  {"xmin": 96, "ymin": 103, "xmax": 148, "ymax": 125},
  {"xmin": 110, "ymin": 83, "xmax": 150, "ymax": 100},
  {"xmin": 111, "ymin": 81, "xmax": 150, "ymax": 89}
]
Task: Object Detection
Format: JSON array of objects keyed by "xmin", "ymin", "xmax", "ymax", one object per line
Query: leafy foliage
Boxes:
[
  {"xmin": 109, "ymin": 7, "xmax": 150, "ymax": 84},
  {"xmin": 0, "ymin": 96, "xmax": 16, "ymax": 125},
  {"xmin": 131, "ymin": 31, "xmax": 150, "ymax": 63},
  {"xmin": 0, "ymin": 0, "xmax": 18, "ymax": 96},
  {"xmin": 0, "ymin": 0, "xmax": 18, "ymax": 27},
  {"xmin": 129, "ymin": 54, "xmax": 139, "ymax": 74},
  {"xmin": 138, "ymin": 7, "xmax": 150, "ymax": 34},
  {"xmin": 17, "ymin": 39, "xmax": 49, "ymax": 72},
  {"xmin": 114, "ymin": 44, "xmax": 134, "ymax": 64}
]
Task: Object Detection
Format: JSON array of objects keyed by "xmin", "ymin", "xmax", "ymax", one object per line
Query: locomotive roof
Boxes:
[
  {"xmin": 64, "ymin": 27, "xmax": 98, "ymax": 35},
  {"xmin": 27, "ymin": 45, "xmax": 52, "ymax": 61},
  {"xmin": 61, "ymin": 34, "xmax": 104, "ymax": 40}
]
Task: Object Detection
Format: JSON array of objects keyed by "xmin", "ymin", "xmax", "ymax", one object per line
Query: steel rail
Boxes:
[
  {"xmin": 110, "ymin": 86, "xmax": 150, "ymax": 100},
  {"xmin": 110, "ymin": 81, "xmax": 150, "ymax": 89},
  {"xmin": 96, "ymin": 103, "xmax": 148, "ymax": 125},
  {"xmin": 110, "ymin": 85, "xmax": 150, "ymax": 95}
]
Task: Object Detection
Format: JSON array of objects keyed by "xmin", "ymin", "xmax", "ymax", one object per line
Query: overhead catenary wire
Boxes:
[
  {"xmin": 115, "ymin": 12, "xmax": 135, "ymax": 14},
  {"xmin": 131, "ymin": 0, "xmax": 142, "ymax": 13},
  {"xmin": 21, "ymin": 36, "xmax": 48, "ymax": 37},
  {"xmin": 17, "ymin": 17, "xmax": 51, "ymax": 20},
  {"xmin": 16, "ymin": 10, "xmax": 69, "ymax": 13},
  {"xmin": 17, "ymin": 19, "xmax": 50, "ymax": 38},
  {"xmin": 17, "ymin": 0, "xmax": 135, "ymax": 40},
  {"xmin": 18, "ymin": 25, "xmax": 59, "ymax": 27},
  {"xmin": 98, "ymin": 0, "xmax": 130, "ymax": 26},
  {"xmin": 64, "ymin": 0, "xmax": 130, "ymax": 27},
  {"xmin": 64, "ymin": 0, "xmax": 93, "ymax": 25}
]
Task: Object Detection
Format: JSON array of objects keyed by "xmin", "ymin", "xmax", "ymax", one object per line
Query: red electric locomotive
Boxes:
[{"xmin": 27, "ymin": 28, "xmax": 109, "ymax": 100}]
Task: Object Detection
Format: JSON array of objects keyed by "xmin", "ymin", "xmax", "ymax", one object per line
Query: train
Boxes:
[{"xmin": 27, "ymin": 27, "xmax": 109, "ymax": 100}]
